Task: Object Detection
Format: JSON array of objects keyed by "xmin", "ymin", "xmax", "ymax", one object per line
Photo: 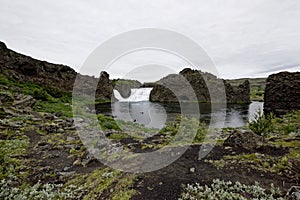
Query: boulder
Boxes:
[
  {"xmin": 264, "ymin": 71, "xmax": 300, "ymax": 115},
  {"xmin": 223, "ymin": 130, "xmax": 265, "ymax": 151}
]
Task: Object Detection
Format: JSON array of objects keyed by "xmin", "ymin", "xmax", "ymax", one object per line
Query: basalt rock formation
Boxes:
[
  {"xmin": 264, "ymin": 71, "xmax": 300, "ymax": 115},
  {"xmin": 150, "ymin": 68, "xmax": 250, "ymax": 103},
  {"xmin": 0, "ymin": 41, "xmax": 114, "ymax": 101}
]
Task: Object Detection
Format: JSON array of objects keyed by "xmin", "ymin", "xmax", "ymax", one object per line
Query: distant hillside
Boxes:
[{"xmin": 226, "ymin": 78, "xmax": 266, "ymax": 101}]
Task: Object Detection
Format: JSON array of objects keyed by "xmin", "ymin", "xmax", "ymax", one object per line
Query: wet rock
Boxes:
[
  {"xmin": 264, "ymin": 71, "xmax": 300, "ymax": 115},
  {"xmin": 223, "ymin": 130, "xmax": 265, "ymax": 151},
  {"xmin": 286, "ymin": 186, "xmax": 300, "ymax": 200}
]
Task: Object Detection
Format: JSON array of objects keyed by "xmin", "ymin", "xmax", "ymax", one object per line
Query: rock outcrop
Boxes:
[
  {"xmin": 150, "ymin": 68, "xmax": 250, "ymax": 103},
  {"xmin": 0, "ymin": 41, "xmax": 114, "ymax": 101},
  {"xmin": 264, "ymin": 71, "xmax": 300, "ymax": 115},
  {"xmin": 223, "ymin": 130, "xmax": 265, "ymax": 151}
]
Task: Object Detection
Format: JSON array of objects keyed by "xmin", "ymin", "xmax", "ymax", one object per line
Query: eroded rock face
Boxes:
[
  {"xmin": 264, "ymin": 71, "xmax": 300, "ymax": 115},
  {"xmin": 150, "ymin": 68, "xmax": 250, "ymax": 103},
  {"xmin": 0, "ymin": 41, "xmax": 115, "ymax": 101}
]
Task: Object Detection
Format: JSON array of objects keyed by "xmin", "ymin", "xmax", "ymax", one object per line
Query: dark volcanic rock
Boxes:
[
  {"xmin": 264, "ymin": 71, "xmax": 300, "ymax": 115},
  {"xmin": 0, "ymin": 41, "xmax": 115, "ymax": 101},
  {"xmin": 225, "ymin": 79, "xmax": 250, "ymax": 103},
  {"xmin": 224, "ymin": 130, "xmax": 265, "ymax": 151},
  {"xmin": 150, "ymin": 68, "xmax": 250, "ymax": 103},
  {"xmin": 96, "ymin": 71, "xmax": 114, "ymax": 100}
]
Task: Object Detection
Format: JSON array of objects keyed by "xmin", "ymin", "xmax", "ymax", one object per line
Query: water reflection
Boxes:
[{"xmin": 96, "ymin": 101, "xmax": 264, "ymax": 129}]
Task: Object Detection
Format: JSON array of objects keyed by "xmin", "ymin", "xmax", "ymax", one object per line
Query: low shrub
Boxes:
[
  {"xmin": 248, "ymin": 109, "xmax": 275, "ymax": 136},
  {"xmin": 179, "ymin": 179, "xmax": 283, "ymax": 200},
  {"xmin": 0, "ymin": 180, "xmax": 82, "ymax": 200},
  {"xmin": 33, "ymin": 89, "xmax": 50, "ymax": 101}
]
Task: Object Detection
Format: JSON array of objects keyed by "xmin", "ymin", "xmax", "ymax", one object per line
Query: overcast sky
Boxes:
[{"xmin": 1, "ymin": 0, "xmax": 300, "ymax": 81}]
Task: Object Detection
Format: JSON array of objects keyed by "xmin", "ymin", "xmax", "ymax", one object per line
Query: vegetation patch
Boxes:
[{"xmin": 179, "ymin": 179, "xmax": 283, "ymax": 199}]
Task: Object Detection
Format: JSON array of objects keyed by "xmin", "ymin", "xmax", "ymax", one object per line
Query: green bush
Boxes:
[
  {"xmin": 248, "ymin": 110, "xmax": 275, "ymax": 136},
  {"xmin": 97, "ymin": 114, "xmax": 121, "ymax": 130},
  {"xmin": 45, "ymin": 87, "xmax": 63, "ymax": 98},
  {"xmin": 179, "ymin": 179, "xmax": 283, "ymax": 200},
  {"xmin": 33, "ymin": 89, "xmax": 50, "ymax": 101}
]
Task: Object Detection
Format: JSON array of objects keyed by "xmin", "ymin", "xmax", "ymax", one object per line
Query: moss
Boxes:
[
  {"xmin": 65, "ymin": 168, "xmax": 137, "ymax": 199},
  {"xmin": 108, "ymin": 133, "xmax": 128, "ymax": 140},
  {"xmin": 0, "ymin": 136, "xmax": 29, "ymax": 180},
  {"xmin": 111, "ymin": 174, "xmax": 137, "ymax": 200},
  {"xmin": 34, "ymin": 100, "xmax": 73, "ymax": 117}
]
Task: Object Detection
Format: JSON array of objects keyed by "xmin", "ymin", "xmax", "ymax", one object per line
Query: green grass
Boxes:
[
  {"xmin": 0, "ymin": 135, "xmax": 29, "ymax": 181},
  {"xmin": 34, "ymin": 100, "xmax": 73, "ymax": 117},
  {"xmin": 0, "ymin": 72, "xmax": 73, "ymax": 117},
  {"xmin": 66, "ymin": 168, "xmax": 136, "ymax": 200}
]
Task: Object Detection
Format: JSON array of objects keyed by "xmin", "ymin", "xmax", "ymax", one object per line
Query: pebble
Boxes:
[{"xmin": 190, "ymin": 167, "xmax": 195, "ymax": 173}]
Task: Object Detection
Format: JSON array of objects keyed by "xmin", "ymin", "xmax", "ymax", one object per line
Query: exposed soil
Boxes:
[{"xmin": 131, "ymin": 145, "xmax": 295, "ymax": 200}]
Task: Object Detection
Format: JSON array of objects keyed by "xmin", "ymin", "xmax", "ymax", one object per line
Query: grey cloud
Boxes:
[{"xmin": 0, "ymin": 0, "xmax": 299, "ymax": 81}]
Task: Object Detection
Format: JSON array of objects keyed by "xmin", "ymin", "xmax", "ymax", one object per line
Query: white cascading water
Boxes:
[{"xmin": 113, "ymin": 88, "xmax": 152, "ymax": 102}]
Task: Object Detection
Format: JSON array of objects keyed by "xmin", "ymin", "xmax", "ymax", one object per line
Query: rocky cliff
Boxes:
[
  {"xmin": 264, "ymin": 71, "xmax": 300, "ymax": 115},
  {"xmin": 150, "ymin": 68, "xmax": 250, "ymax": 103},
  {"xmin": 0, "ymin": 41, "xmax": 114, "ymax": 101}
]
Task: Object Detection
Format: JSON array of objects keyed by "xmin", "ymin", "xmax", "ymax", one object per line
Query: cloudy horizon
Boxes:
[{"xmin": 1, "ymin": 0, "xmax": 299, "ymax": 81}]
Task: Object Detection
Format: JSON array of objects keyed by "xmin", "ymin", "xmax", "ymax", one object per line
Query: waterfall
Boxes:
[{"xmin": 113, "ymin": 88, "xmax": 152, "ymax": 102}]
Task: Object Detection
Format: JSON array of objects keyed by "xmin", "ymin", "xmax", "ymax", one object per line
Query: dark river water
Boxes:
[{"xmin": 96, "ymin": 101, "xmax": 264, "ymax": 129}]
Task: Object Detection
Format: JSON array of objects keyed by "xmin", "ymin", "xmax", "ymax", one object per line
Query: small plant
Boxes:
[
  {"xmin": 248, "ymin": 109, "xmax": 275, "ymax": 136},
  {"xmin": 179, "ymin": 179, "xmax": 283, "ymax": 200},
  {"xmin": 33, "ymin": 89, "xmax": 50, "ymax": 101},
  {"xmin": 0, "ymin": 180, "xmax": 82, "ymax": 199}
]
